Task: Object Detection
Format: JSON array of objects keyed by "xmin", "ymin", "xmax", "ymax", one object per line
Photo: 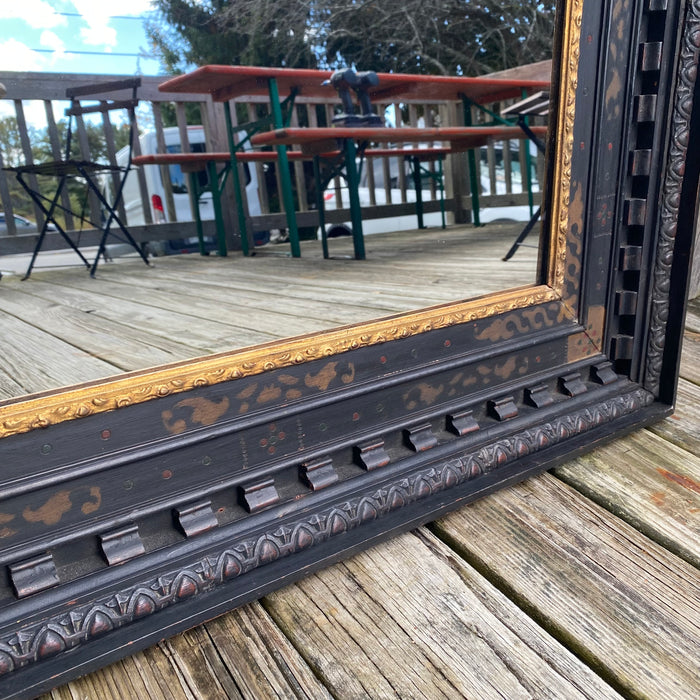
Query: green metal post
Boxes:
[
  {"xmin": 207, "ymin": 161, "xmax": 227, "ymax": 257},
  {"xmin": 223, "ymin": 102, "xmax": 250, "ymax": 256},
  {"xmin": 344, "ymin": 139, "xmax": 365, "ymax": 260},
  {"xmin": 188, "ymin": 172, "xmax": 207, "ymax": 255},
  {"xmin": 269, "ymin": 78, "xmax": 301, "ymax": 258},
  {"xmin": 411, "ymin": 156, "xmax": 425, "ymax": 229},
  {"xmin": 313, "ymin": 156, "xmax": 330, "ymax": 259},
  {"xmin": 462, "ymin": 98, "xmax": 482, "ymax": 226}
]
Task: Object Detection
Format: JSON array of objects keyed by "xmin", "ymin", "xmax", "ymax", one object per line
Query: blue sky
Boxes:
[{"xmin": 0, "ymin": 1, "xmax": 163, "ymax": 76}]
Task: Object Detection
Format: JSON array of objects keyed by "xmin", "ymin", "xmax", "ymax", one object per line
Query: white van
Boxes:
[
  {"xmin": 319, "ymin": 142, "xmax": 540, "ymax": 239},
  {"xmin": 111, "ymin": 126, "xmax": 265, "ymax": 255},
  {"xmin": 320, "ymin": 153, "xmax": 444, "ymax": 238}
]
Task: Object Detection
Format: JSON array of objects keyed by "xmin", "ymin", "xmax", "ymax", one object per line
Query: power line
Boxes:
[
  {"xmin": 30, "ymin": 48, "xmax": 154, "ymax": 58},
  {"xmin": 19, "ymin": 12, "xmax": 159, "ymax": 60},
  {"xmin": 53, "ymin": 12, "xmax": 154, "ymax": 21}
]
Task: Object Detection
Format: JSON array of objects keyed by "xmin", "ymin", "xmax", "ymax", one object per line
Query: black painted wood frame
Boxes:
[{"xmin": 0, "ymin": 0, "xmax": 698, "ymax": 696}]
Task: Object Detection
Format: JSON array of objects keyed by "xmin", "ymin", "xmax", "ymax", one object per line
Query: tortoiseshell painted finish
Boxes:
[{"xmin": 0, "ymin": 0, "xmax": 698, "ymax": 696}]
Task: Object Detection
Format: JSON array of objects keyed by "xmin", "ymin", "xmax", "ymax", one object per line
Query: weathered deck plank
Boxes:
[
  {"xmin": 647, "ymin": 377, "xmax": 700, "ymax": 454},
  {"xmin": 264, "ymin": 530, "xmax": 622, "ymax": 700},
  {"xmin": 161, "ymin": 603, "xmax": 334, "ymax": 700},
  {"xmin": 680, "ymin": 327, "xmax": 700, "ymax": 385},
  {"xmin": 66, "ymin": 262, "xmax": 409, "ymax": 330},
  {"xmin": 0, "ymin": 283, "xmax": 199, "ymax": 371},
  {"xmin": 684, "ymin": 297, "xmax": 700, "ymax": 333},
  {"xmin": 0, "ymin": 310, "xmax": 117, "ymax": 398},
  {"xmin": 554, "ymin": 429, "xmax": 700, "ymax": 567},
  {"xmin": 432, "ymin": 474, "xmax": 700, "ymax": 700},
  {"xmin": 15, "ymin": 275, "xmax": 281, "ymax": 353},
  {"xmin": 46, "ymin": 602, "xmax": 333, "ymax": 700},
  {"xmin": 2, "ymin": 227, "xmax": 694, "ymax": 700},
  {"xmin": 47, "ymin": 643, "xmax": 198, "ymax": 700},
  {"xmin": 0, "ymin": 224, "xmax": 538, "ymax": 402},
  {"xmin": 159, "ymin": 259, "xmax": 445, "ymax": 313}
]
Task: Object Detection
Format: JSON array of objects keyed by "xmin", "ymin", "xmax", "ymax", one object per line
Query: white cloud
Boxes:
[
  {"xmin": 1, "ymin": 0, "xmax": 155, "ymax": 42},
  {"xmin": 0, "ymin": 1, "xmax": 67, "ymax": 30},
  {"xmin": 80, "ymin": 24, "xmax": 117, "ymax": 48},
  {"xmin": 0, "ymin": 38, "xmax": 46, "ymax": 72},
  {"xmin": 67, "ymin": 3, "xmax": 114, "ymax": 47},
  {"xmin": 39, "ymin": 30, "xmax": 66, "ymax": 55},
  {"xmin": 70, "ymin": 1, "xmax": 154, "ymax": 48},
  {"xmin": 114, "ymin": 0, "xmax": 156, "ymax": 13}
]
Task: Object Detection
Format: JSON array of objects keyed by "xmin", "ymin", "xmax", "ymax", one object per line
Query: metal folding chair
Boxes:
[{"xmin": 3, "ymin": 78, "xmax": 150, "ymax": 279}]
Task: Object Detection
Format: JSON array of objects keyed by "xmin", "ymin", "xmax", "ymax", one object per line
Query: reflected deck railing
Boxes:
[{"xmin": 0, "ymin": 70, "xmax": 547, "ymax": 257}]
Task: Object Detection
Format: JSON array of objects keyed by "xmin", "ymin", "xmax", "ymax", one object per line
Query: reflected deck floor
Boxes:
[
  {"xmin": 0, "ymin": 223, "xmax": 541, "ymax": 400},
  {"xmin": 1, "ymin": 223, "xmax": 698, "ymax": 700}
]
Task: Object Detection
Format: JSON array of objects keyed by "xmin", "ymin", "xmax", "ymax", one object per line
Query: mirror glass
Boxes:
[{"xmin": 0, "ymin": 9, "xmax": 557, "ymax": 405}]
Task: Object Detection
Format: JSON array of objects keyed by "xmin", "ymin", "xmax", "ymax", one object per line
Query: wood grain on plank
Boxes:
[
  {"xmin": 45, "ymin": 602, "xmax": 331, "ymax": 700},
  {"xmin": 679, "ymin": 328, "xmax": 700, "ymax": 385},
  {"xmin": 201, "ymin": 603, "xmax": 334, "ymax": 700},
  {"xmin": 77, "ymin": 263, "xmax": 405, "ymax": 330},
  {"xmin": 18, "ymin": 277, "xmax": 278, "ymax": 353},
  {"xmin": 46, "ymin": 643, "xmax": 198, "ymax": 700},
  {"xmin": 554, "ymin": 429, "xmax": 700, "ymax": 568},
  {"xmin": 684, "ymin": 298, "xmax": 700, "ymax": 333},
  {"xmin": 0, "ymin": 224, "xmax": 537, "ymax": 402},
  {"xmin": 648, "ymin": 377, "xmax": 700, "ymax": 456},
  {"xmin": 432, "ymin": 474, "xmax": 700, "ymax": 700},
  {"xmin": 0, "ymin": 310, "xmax": 117, "ymax": 395},
  {"xmin": 264, "ymin": 529, "xmax": 621, "ymax": 700},
  {"xmin": 0, "ymin": 282, "xmax": 198, "ymax": 370},
  {"xmin": 0, "ymin": 368, "xmax": 29, "ymax": 401},
  {"xmin": 45, "ymin": 264, "xmax": 354, "ymax": 338}
]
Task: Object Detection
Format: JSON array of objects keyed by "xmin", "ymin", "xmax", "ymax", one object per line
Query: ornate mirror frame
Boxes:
[{"xmin": 0, "ymin": 0, "xmax": 698, "ymax": 696}]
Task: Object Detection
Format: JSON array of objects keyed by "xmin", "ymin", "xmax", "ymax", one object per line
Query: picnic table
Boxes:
[
  {"xmin": 157, "ymin": 65, "xmax": 550, "ymax": 258},
  {"xmin": 132, "ymin": 147, "xmax": 450, "ymax": 259},
  {"xmin": 250, "ymin": 125, "xmax": 548, "ymax": 259}
]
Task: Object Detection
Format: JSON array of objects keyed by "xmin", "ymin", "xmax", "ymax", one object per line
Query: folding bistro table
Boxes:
[{"xmin": 157, "ymin": 66, "xmax": 550, "ymax": 258}]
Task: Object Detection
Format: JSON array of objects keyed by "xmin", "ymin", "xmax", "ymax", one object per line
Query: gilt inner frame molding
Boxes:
[
  {"xmin": 0, "ymin": 0, "xmax": 580, "ymax": 440},
  {"xmin": 0, "ymin": 0, "xmax": 698, "ymax": 696}
]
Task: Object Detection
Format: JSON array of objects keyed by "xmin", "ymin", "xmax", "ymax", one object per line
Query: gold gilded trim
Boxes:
[
  {"xmin": 1, "ymin": 1, "xmax": 583, "ymax": 440},
  {"xmin": 0, "ymin": 285, "xmax": 557, "ymax": 439},
  {"xmin": 548, "ymin": 0, "xmax": 583, "ymax": 292}
]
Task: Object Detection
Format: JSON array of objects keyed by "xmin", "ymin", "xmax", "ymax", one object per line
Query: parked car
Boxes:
[{"xmin": 0, "ymin": 212, "xmax": 42, "ymax": 236}]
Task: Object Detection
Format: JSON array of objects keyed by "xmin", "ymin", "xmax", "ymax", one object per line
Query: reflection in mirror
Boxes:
[{"xmin": 0, "ymin": 43, "xmax": 554, "ymax": 406}]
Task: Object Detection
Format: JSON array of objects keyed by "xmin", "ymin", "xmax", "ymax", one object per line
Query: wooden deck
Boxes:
[{"xmin": 1, "ymin": 224, "xmax": 698, "ymax": 700}]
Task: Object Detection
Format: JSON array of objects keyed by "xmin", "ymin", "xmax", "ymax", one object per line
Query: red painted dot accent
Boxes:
[
  {"xmin": 352, "ymin": 412, "xmax": 360, "ymax": 421},
  {"xmin": 380, "ymin": 356, "xmax": 387, "ymax": 364},
  {"xmin": 101, "ymin": 429, "xmax": 111, "ymax": 440},
  {"xmin": 278, "ymin": 432, "xmax": 286, "ymax": 440},
  {"xmin": 260, "ymin": 438, "xmax": 268, "ymax": 447},
  {"xmin": 444, "ymin": 340, "xmax": 452, "ymax": 348},
  {"xmin": 162, "ymin": 470, "xmax": 172, "ymax": 480}
]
